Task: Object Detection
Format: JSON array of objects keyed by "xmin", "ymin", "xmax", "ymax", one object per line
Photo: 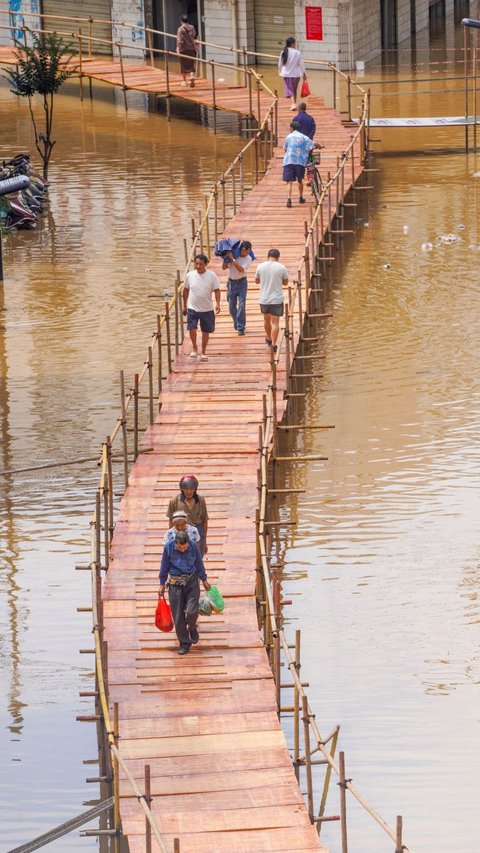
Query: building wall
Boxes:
[
  {"xmin": 294, "ymin": 0, "xmax": 338, "ymax": 64},
  {"xmin": 351, "ymin": 0, "xmax": 382, "ymax": 64},
  {"xmin": 203, "ymin": 0, "xmax": 256, "ymax": 63},
  {"xmin": 111, "ymin": 0, "xmax": 146, "ymax": 57},
  {"xmin": 0, "ymin": 0, "xmax": 41, "ymax": 47}
]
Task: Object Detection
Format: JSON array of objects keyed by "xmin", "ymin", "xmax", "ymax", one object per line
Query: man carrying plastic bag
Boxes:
[{"xmin": 159, "ymin": 530, "xmax": 211, "ymax": 655}]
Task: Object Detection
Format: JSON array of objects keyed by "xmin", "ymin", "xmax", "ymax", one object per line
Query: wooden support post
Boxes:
[
  {"xmin": 232, "ymin": 169, "xmax": 237, "ymax": 215},
  {"xmin": 332, "ymin": 64, "xmax": 337, "ymax": 108},
  {"xmin": 145, "ymin": 765, "xmax": 152, "ymax": 853},
  {"xmin": 254, "ymin": 134, "xmax": 259, "ymax": 184},
  {"xmin": 164, "ymin": 292, "xmax": 172, "ymax": 374},
  {"xmin": 120, "ymin": 370, "xmax": 129, "ymax": 489},
  {"xmin": 174, "ymin": 279, "xmax": 180, "ymax": 356},
  {"xmin": 95, "ymin": 490, "xmax": 101, "ymax": 571},
  {"xmin": 239, "ymin": 153, "xmax": 245, "ymax": 200},
  {"xmin": 317, "ymin": 726, "xmax": 339, "ymax": 831},
  {"xmin": 106, "ymin": 436, "xmax": 114, "ymax": 542},
  {"xmin": 174, "ymin": 840, "xmax": 180, "ymax": 853},
  {"xmin": 204, "ymin": 196, "xmax": 210, "ymax": 251},
  {"xmin": 198, "ymin": 209, "xmax": 204, "ymax": 254},
  {"xmin": 274, "ymin": 92, "xmax": 279, "ymax": 145},
  {"xmin": 395, "ymin": 816, "xmax": 403, "ymax": 853},
  {"xmin": 285, "ymin": 303, "xmax": 291, "ymax": 380},
  {"xmin": 147, "ymin": 346, "xmax": 154, "ymax": 425},
  {"xmin": 211, "ymin": 61, "xmax": 217, "ymax": 134},
  {"xmin": 248, "ymin": 71, "xmax": 253, "ymax": 120},
  {"xmin": 213, "ymin": 186, "xmax": 219, "ymax": 242},
  {"xmin": 116, "ymin": 43, "xmax": 128, "ymax": 111},
  {"xmin": 102, "ymin": 455, "xmax": 109, "ymax": 570},
  {"xmin": 347, "ymin": 75, "xmax": 352, "ymax": 122},
  {"xmin": 271, "ymin": 357, "xmax": 278, "ymax": 458},
  {"xmin": 293, "ymin": 630, "xmax": 301, "ymax": 781},
  {"xmin": 113, "ymin": 702, "xmax": 120, "ymax": 853},
  {"xmin": 78, "ymin": 30, "xmax": 84, "ymax": 101},
  {"xmin": 133, "ymin": 373, "xmax": 139, "ymax": 461},
  {"xmin": 302, "ymin": 696, "xmax": 314, "ymax": 823},
  {"xmin": 221, "ymin": 180, "xmax": 226, "ymax": 232},
  {"xmin": 256, "ymin": 78, "xmax": 261, "ymax": 127},
  {"xmin": 272, "ymin": 570, "xmax": 281, "ymax": 709},
  {"xmin": 339, "ymin": 751, "xmax": 348, "ymax": 853},
  {"xmin": 156, "ymin": 314, "xmax": 163, "ymax": 399},
  {"xmin": 146, "ymin": 28, "xmax": 154, "ymax": 66}
]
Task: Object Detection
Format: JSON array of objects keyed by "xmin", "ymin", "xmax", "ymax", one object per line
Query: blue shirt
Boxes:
[
  {"xmin": 295, "ymin": 111, "xmax": 316, "ymax": 140},
  {"xmin": 283, "ymin": 131, "xmax": 315, "ymax": 167},
  {"xmin": 159, "ymin": 539, "xmax": 207, "ymax": 584}
]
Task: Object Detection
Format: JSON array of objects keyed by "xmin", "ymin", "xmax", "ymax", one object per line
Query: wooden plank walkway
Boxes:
[
  {"xmin": 98, "ymin": 93, "xmax": 363, "ymax": 851},
  {"xmin": 0, "ymin": 46, "xmax": 272, "ymax": 118}
]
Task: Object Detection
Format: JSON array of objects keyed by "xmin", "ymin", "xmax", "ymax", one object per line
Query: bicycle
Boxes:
[{"xmin": 306, "ymin": 149, "xmax": 324, "ymax": 205}]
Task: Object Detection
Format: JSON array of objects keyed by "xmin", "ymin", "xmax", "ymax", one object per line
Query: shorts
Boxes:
[
  {"xmin": 283, "ymin": 164, "xmax": 306, "ymax": 183},
  {"xmin": 187, "ymin": 308, "xmax": 215, "ymax": 333},
  {"xmin": 260, "ymin": 303, "xmax": 284, "ymax": 317}
]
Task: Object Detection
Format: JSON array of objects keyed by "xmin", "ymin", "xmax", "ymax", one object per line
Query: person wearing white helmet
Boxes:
[
  {"xmin": 166, "ymin": 474, "xmax": 209, "ymax": 555},
  {"xmin": 163, "ymin": 509, "xmax": 200, "ymax": 547}
]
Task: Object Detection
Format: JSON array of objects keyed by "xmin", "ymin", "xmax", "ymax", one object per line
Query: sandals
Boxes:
[
  {"xmin": 190, "ymin": 350, "xmax": 198, "ymax": 359},
  {"xmin": 200, "ymin": 354, "xmax": 208, "ymax": 361}
]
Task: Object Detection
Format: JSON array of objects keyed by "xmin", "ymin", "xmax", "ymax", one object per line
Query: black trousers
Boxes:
[{"xmin": 168, "ymin": 575, "xmax": 200, "ymax": 646}]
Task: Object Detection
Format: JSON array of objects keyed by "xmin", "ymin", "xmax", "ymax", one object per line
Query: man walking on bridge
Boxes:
[
  {"xmin": 182, "ymin": 254, "xmax": 221, "ymax": 361},
  {"xmin": 255, "ymin": 249, "xmax": 289, "ymax": 354},
  {"xmin": 283, "ymin": 119, "xmax": 317, "ymax": 207},
  {"xmin": 159, "ymin": 531, "xmax": 211, "ymax": 655}
]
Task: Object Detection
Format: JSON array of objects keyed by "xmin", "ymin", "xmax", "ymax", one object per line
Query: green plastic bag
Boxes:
[
  {"xmin": 198, "ymin": 595, "xmax": 212, "ymax": 616},
  {"xmin": 205, "ymin": 585, "xmax": 225, "ymax": 613}
]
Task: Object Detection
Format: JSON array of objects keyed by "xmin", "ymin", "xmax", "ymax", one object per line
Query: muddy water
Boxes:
[
  {"xmin": 278, "ymin": 49, "xmax": 480, "ymax": 853},
  {"xmin": 0, "ymin": 31, "xmax": 479, "ymax": 853},
  {"xmin": 0, "ymin": 79, "xmax": 241, "ymax": 850}
]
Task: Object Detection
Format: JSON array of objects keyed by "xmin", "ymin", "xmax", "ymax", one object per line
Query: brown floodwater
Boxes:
[{"xmin": 1, "ymin": 21, "xmax": 479, "ymax": 852}]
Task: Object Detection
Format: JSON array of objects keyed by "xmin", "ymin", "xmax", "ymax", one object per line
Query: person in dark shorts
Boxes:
[
  {"xmin": 283, "ymin": 120, "xmax": 318, "ymax": 207},
  {"xmin": 182, "ymin": 254, "xmax": 221, "ymax": 361},
  {"xmin": 255, "ymin": 249, "xmax": 289, "ymax": 353}
]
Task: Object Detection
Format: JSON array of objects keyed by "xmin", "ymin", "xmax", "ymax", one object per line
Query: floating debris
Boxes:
[
  {"xmin": 457, "ymin": 224, "xmax": 465, "ymax": 230},
  {"xmin": 403, "ymin": 225, "xmax": 409, "ymax": 234},
  {"xmin": 382, "ymin": 263, "xmax": 391, "ymax": 270},
  {"xmin": 438, "ymin": 233, "xmax": 460, "ymax": 244},
  {"xmin": 421, "ymin": 242, "xmax": 434, "ymax": 251}
]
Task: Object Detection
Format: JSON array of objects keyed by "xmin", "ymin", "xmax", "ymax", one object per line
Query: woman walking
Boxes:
[
  {"xmin": 278, "ymin": 37, "xmax": 306, "ymax": 110},
  {"xmin": 167, "ymin": 474, "xmax": 209, "ymax": 555},
  {"xmin": 176, "ymin": 14, "xmax": 197, "ymax": 88}
]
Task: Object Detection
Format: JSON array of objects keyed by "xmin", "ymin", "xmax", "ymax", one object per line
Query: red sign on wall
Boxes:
[{"xmin": 305, "ymin": 6, "xmax": 323, "ymax": 40}]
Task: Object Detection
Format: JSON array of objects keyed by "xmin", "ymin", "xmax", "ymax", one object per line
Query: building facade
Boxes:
[{"xmin": 0, "ymin": 0, "xmax": 466, "ymax": 69}]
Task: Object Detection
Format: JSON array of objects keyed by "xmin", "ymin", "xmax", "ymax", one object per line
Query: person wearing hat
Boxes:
[
  {"xmin": 159, "ymin": 530, "xmax": 211, "ymax": 655},
  {"xmin": 166, "ymin": 474, "xmax": 209, "ymax": 555},
  {"xmin": 163, "ymin": 510, "xmax": 200, "ymax": 547}
]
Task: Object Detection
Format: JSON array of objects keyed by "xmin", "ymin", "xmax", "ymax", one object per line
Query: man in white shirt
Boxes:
[
  {"xmin": 182, "ymin": 254, "xmax": 221, "ymax": 361},
  {"xmin": 222, "ymin": 240, "xmax": 253, "ymax": 336},
  {"xmin": 255, "ymin": 249, "xmax": 289, "ymax": 353}
]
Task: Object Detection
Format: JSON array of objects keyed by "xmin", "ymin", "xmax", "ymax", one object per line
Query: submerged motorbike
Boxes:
[{"xmin": 0, "ymin": 154, "xmax": 48, "ymax": 230}]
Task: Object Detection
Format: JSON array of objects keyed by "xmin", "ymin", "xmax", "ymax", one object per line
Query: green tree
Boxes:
[{"xmin": 4, "ymin": 30, "xmax": 78, "ymax": 180}]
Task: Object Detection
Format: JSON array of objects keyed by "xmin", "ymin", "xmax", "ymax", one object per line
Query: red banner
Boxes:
[{"xmin": 305, "ymin": 6, "xmax": 323, "ymax": 40}]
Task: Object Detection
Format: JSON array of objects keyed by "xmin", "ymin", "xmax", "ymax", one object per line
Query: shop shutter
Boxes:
[
  {"xmin": 254, "ymin": 0, "xmax": 295, "ymax": 63},
  {"xmin": 41, "ymin": 0, "xmax": 112, "ymax": 55}
]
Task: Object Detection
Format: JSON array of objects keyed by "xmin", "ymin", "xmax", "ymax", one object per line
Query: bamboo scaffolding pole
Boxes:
[
  {"xmin": 156, "ymin": 314, "xmax": 163, "ymax": 398},
  {"xmin": 133, "ymin": 373, "xmax": 139, "ymax": 461},
  {"xmin": 339, "ymin": 751, "xmax": 348, "ymax": 853},
  {"xmin": 147, "ymin": 347, "xmax": 154, "ymax": 425},
  {"xmin": 164, "ymin": 293, "xmax": 172, "ymax": 374},
  {"xmin": 293, "ymin": 630, "xmax": 300, "ymax": 781},
  {"xmin": 302, "ymin": 696, "xmax": 314, "ymax": 822},
  {"xmin": 119, "ymin": 371, "xmax": 129, "ymax": 489},
  {"xmin": 145, "ymin": 765, "xmax": 152, "ymax": 853}
]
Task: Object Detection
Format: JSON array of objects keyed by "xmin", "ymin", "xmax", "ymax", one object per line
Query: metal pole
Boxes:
[
  {"xmin": 145, "ymin": 765, "xmax": 152, "ymax": 853},
  {"xmin": 147, "ymin": 345, "xmax": 154, "ymax": 425},
  {"xmin": 133, "ymin": 372, "xmax": 139, "ymax": 461},
  {"xmin": 302, "ymin": 696, "xmax": 314, "ymax": 822},
  {"xmin": 156, "ymin": 314, "xmax": 163, "ymax": 398},
  {"xmin": 293, "ymin": 629, "xmax": 300, "ymax": 781},
  {"xmin": 113, "ymin": 703, "xmax": 121, "ymax": 853},
  {"xmin": 211, "ymin": 61, "xmax": 217, "ymax": 134}
]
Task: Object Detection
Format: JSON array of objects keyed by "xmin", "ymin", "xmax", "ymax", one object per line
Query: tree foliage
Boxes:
[{"xmin": 4, "ymin": 30, "xmax": 78, "ymax": 179}]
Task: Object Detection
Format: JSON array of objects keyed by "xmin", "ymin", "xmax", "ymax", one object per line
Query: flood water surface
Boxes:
[{"xmin": 0, "ymin": 78, "xmax": 242, "ymax": 850}]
